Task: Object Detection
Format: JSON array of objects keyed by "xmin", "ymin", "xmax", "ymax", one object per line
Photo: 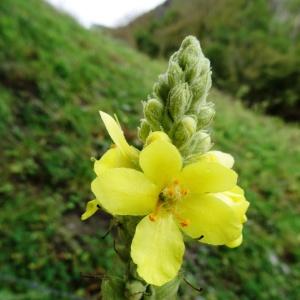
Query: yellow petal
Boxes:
[
  {"xmin": 99, "ymin": 111, "xmax": 138, "ymax": 160},
  {"xmin": 198, "ymin": 151, "xmax": 234, "ymax": 168},
  {"xmin": 145, "ymin": 131, "xmax": 171, "ymax": 146},
  {"xmin": 131, "ymin": 213, "xmax": 185, "ymax": 286},
  {"xmin": 179, "ymin": 161, "xmax": 237, "ymax": 194},
  {"xmin": 226, "ymin": 234, "xmax": 243, "ymax": 248},
  {"xmin": 94, "ymin": 147, "xmax": 136, "ymax": 176},
  {"xmin": 91, "ymin": 168, "xmax": 159, "ymax": 216},
  {"xmin": 81, "ymin": 199, "xmax": 99, "ymax": 221},
  {"xmin": 139, "ymin": 140, "xmax": 182, "ymax": 189},
  {"xmin": 176, "ymin": 193, "xmax": 242, "ymax": 245},
  {"xmin": 220, "ymin": 186, "xmax": 249, "ymax": 223}
]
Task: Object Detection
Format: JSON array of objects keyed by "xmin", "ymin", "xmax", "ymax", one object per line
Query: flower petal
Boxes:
[
  {"xmin": 94, "ymin": 147, "xmax": 136, "ymax": 176},
  {"xmin": 218, "ymin": 186, "xmax": 249, "ymax": 223},
  {"xmin": 100, "ymin": 111, "xmax": 138, "ymax": 160},
  {"xmin": 139, "ymin": 140, "xmax": 182, "ymax": 189},
  {"xmin": 198, "ymin": 151, "xmax": 234, "ymax": 168},
  {"xmin": 179, "ymin": 161, "xmax": 237, "ymax": 194},
  {"xmin": 131, "ymin": 213, "xmax": 185, "ymax": 286},
  {"xmin": 176, "ymin": 193, "xmax": 242, "ymax": 245},
  {"xmin": 81, "ymin": 199, "xmax": 99, "ymax": 221},
  {"xmin": 226, "ymin": 234, "xmax": 243, "ymax": 248},
  {"xmin": 145, "ymin": 131, "xmax": 171, "ymax": 145},
  {"xmin": 91, "ymin": 168, "xmax": 159, "ymax": 216}
]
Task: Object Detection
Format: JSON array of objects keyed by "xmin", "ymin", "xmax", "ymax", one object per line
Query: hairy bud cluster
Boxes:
[{"xmin": 138, "ymin": 36, "xmax": 215, "ymax": 159}]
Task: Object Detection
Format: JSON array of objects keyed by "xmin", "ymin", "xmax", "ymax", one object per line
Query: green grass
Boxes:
[{"xmin": 0, "ymin": 0, "xmax": 299, "ymax": 299}]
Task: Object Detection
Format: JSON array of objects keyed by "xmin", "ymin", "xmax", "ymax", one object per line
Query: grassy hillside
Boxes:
[
  {"xmin": 0, "ymin": 0, "xmax": 300, "ymax": 299},
  {"xmin": 114, "ymin": 0, "xmax": 300, "ymax": 121}
]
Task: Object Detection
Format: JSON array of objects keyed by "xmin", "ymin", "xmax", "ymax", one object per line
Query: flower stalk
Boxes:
[{"xmin": 138, "ymin": 36, "xmax": 214, "ymax": 162}]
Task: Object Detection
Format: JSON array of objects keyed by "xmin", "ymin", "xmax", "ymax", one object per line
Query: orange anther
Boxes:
[
  {"xmin": 149, "ymin": 214, "xmax": 156, "ymax": 222},
  {"xmin": 181, "ymin": 189, "xmax": 188, "ymax": 196},
  {"xmin": 180, "ymin": 219, "xmax": 189, "ymax": 227},
  {"xmin": 173, "ymin": 179, "xmax": 179, "ymax": 185},
  {"xmin": 168, "ymin": 190, "xmax": 174, "ymax": 196}
]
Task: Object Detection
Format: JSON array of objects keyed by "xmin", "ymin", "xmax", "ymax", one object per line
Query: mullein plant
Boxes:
[{"xmin": 82, "ymin": 36, "xmax": 249, "ymax": 299}]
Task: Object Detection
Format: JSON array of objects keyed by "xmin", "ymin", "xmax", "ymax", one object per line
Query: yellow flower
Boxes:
[{"xmin": 85, "ymin": 112, "xmax": 249, "ymax": 286}]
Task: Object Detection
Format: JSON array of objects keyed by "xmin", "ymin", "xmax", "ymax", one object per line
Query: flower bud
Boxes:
[
  {"xmin": 168, "ymin": 61, "xmax": 183, "ymax": 87},
  {"xmin": 169, "ymin": 51, "xmax": 179, "ymax": 63},
  {"xmin": 180, "ymin": 35, "xmax": 201, "ymax": 51},
  {"xmin": 153, "ymin": 74, "xmax": 169, "ymax": 102},
  {"xmin": 172, "ymin": 116, "xmax": 197, "ymax": 147},
  {"xmin": 125, "ymin": 280, "xmax": 146, "ymax": 300},
  {"xmin": 199, "ymin": 57, "xmax": 211, "ymax": 76},
  {"xmin": 168, "ymin": 83, "xmax": 191, "ymax": 120},
  {"xmin": 197, "ymin": 104, "xmax": 215, "ymax": 128},
  {"xmin": 179, "ymin": 45, "xmax": 199, "ymax": 70},
  {"xmin": 138, "ymin": 119, "xmax": 151, "ymax": 142},
  {"xmin": 190, "ymin": 71, "xmax": 212, "ymax": 108},
  {"xmin": 191, "ymin": 131, "xmax": 212, "ymax": 154},
  {"xmin": 144, "ymin": 99, "xmax": 163, "ymax": 129},
  {"xmin": 185, "ymin": 60, "xmax": 201, "ymax": 84},
  {"xmin": 161, "ymin": 109, "xmax": 173, "ymax": 132},
  {"xmin": 178, "ymin": 36, "xmax": 205, "ymax": 71}
]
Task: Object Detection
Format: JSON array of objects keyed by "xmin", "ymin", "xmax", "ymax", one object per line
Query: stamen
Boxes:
[
  {"xmin": 149, "ymin": 214, "xmax": 156, "ymax": 222},
  {"xmin": 168, "ymin": 188, "xmax": 174, "ymax": 197},
  {"xmin": 180, "ymin": 219, "xmax": 190, "ymax": 227},
  {"xmin": 172, "ymin": 210, "xmax": 190, "ymax": 228},
  {"xmin": 149, "ymin": 201, "xmax": 163, "ymax": 222},
  {"xmin": 181, "ymin": 188, "xmax": 188, "ymax": 196}
]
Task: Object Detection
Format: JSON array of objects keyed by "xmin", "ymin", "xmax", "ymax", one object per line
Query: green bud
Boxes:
[
  {"xmin": 161, "ymin": 109, "xmax": 173, "ymax": 132},
  {"xmin": 138, "ymin": 119, "xmax": 151, "ymax": 142},
  {"xmin": 195, "ymin": 131, "xmax": 212, "ymax": 154},
  {"xmin": 125, "ymin": 280, "xmax": 146, "ymax": 300},
  {"xmin": 168, "ymin": 83, "xmax": 191, "ymax": 120},
  {"xmin": 169, "ymin": 51, "xmax": 179, "ymax": 63},
  {"xmin": 189, "ymin": 71, "xmax": 212, "ymax": 112},
  {"xmin": 153, "ymin": 74, "xmax": 169, "ymax": 102},
  {"xmin": 178, "ymin": 44, "xmax": 199, "ymax": 70},
  {"xmin": 180, "ymin": 35, "xmax": 201, "ymax": 51},
  {"xmin": 167, "ymin": 61, "xmax": 183, "ymax": 87},
  {"xmin": 197, "ymin": 103, "xmax": 215, "ymax": 128},
  {"xmin": 185, "ymin": 60, "xmax": 201, "ymax": 84},
  {"xmin": 199, "ymin": 57, "xmax": 211, "ymax": 76},
  {"xmin": 144, "ymin": 99, "xmax": 163, "ymax": 129},
  {"xmin": 172, "ymin": 116, "xmax": 197, "ymax": 147},
  {"xmin": 145, "ymin": 276, "xmax": 181, "ymax": 300},
  {"xmin": 191, "ymin": 131, "xmax": 212, "ymax": 154}
]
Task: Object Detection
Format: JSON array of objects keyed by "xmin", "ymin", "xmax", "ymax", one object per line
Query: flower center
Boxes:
[
  {"xmin": 159, "ymin": 179, "xmax": 188, "ymax": 204},
  {"xmin": 149, "ymin": 179, "xmax": 189, "ymax": 227}
]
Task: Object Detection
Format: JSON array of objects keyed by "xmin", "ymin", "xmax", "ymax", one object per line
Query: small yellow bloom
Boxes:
[
  {"xmin": 81, "ymin": 199, "xmax": 100, "ymax": 221},
  {"xmin": 86, "ymin": 112, "xmax": 249, "ymax": 286}
]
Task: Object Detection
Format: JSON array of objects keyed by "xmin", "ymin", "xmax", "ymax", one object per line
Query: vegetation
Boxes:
[
  {"xmin": 0, "ymin": 0, "xmax": 300, "ymax": 299},
  {"xmin": 115, "ymin": 0, "xmax": 300, "ymax": 121}
]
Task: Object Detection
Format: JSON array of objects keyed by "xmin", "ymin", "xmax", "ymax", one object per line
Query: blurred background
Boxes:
[{"xmin": 0, "ymin": 0, "xmax": 299, "ymax": 299}]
